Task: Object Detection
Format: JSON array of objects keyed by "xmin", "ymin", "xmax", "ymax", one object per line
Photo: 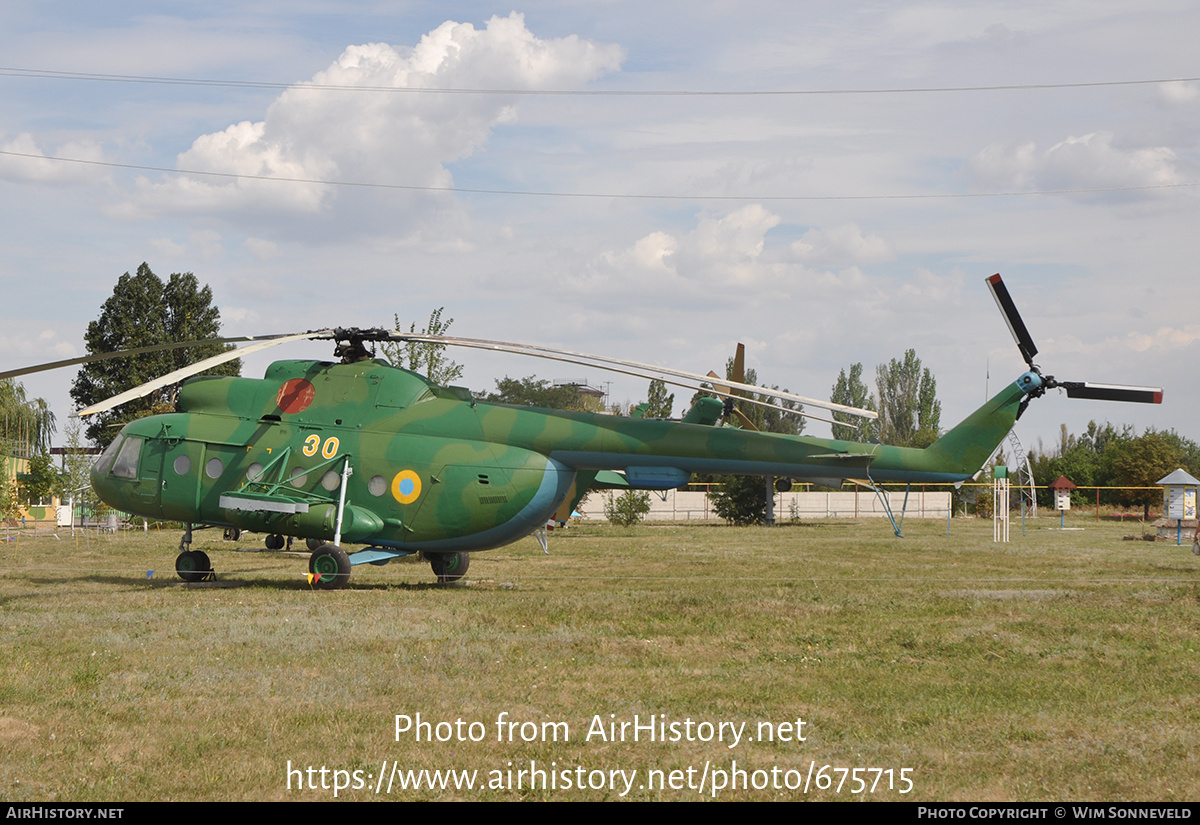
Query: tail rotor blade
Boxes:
[
  {"xmin": 986, "ymin": 274, "xmax": 1038, "ymax": 367},
  {"xmin": 1059, "ymin": 381, "xmax": 1163, "ymax": 404}
]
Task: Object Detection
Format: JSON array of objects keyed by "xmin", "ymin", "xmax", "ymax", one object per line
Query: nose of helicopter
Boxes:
[
  {"xmin": 89, "ymin": 434, "xmax": 121, "ymax": 509},
  {"xmin": 88, "ymin": 427, "xmax": 144, "ymax": 513},
  {"xmin": 90, "ymin": 462, "xmax": 118, "ymax": 509}
]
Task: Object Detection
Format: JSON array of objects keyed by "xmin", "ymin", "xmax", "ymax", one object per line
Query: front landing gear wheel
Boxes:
[
  {"xmin": 175, "ymin": 550, "xmax": 212, "ymax": 583},
  {"xmin": 309, "ymin": 544, "xmax": 351, "ymax": 590},
  {"xmin": 428, "ymin": 552, "xmax": 469, "ymax": 583}
]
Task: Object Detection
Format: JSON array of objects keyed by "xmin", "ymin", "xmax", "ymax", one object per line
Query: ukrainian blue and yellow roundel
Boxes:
[{"xmin": 391, "ymin": 470, "xmax": 422, "ymax": 504}]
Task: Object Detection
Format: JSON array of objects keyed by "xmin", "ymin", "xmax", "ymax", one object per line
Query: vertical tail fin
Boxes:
[{"xmin": 922, "ymin": 374, "xmax": 1039, "ymax": 476}]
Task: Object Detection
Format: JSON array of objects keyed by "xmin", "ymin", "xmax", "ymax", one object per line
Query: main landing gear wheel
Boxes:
[
  {"xmin": 309, "ymin": 544, "xmax": 351, "ymax": 590},
  {"xmin": 265, "ymin": 533, "xmax": 286, "ymax": 550},
  {"xmin": 428, "ymin": 552, "xmax": 469, "ymax": 583},
  {"xmin": 175, "ymin": 550, "xmax": 212, "ymax": 583}
]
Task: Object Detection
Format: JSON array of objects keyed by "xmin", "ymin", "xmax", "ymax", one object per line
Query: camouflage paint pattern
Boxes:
[{"xmin": 92, "ymin": 359, "xmax": 1042, "ymax": 554}]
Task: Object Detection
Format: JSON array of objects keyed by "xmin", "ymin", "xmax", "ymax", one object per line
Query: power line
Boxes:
[
  {"xmin": 2, "ymin": 148, "xmax": 1200, "ymax": 201},
  {"xmin": 1, "ymin": 65, "xmax": 1197, "ymax": 96},
  {"xmin": 9, "ymin": 148, "xmax": 1200, "ymax": 201}
]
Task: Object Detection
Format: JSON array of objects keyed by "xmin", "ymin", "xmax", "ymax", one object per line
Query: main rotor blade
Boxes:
[
  {"xmin": 986, "ymin": 273, "xmax": 1038, "ymax": 367},
  {"xmin": 1059, "ymin": 381, "xmax": 1163, "ymax": 404},
  {"xmin": 706, "ymin": 370, "xmax": 733, "ymax": 397},
  {"xmin": 395, "ymin": 333, "xmax": 879, "ymax": 420},
  {"xmin": 77, "ymin": 331, "xmax": 330, "ymax": 417},
  {"xmin": 731, "ymin": 342, "xmax": 746, "ymax": 390},
  {"xmin": 731, "ymin": 406, "xmax": 759, "ymax": 432},
  {"xmin": 0, "ymin": 332, "xmax": 311, "ymax": 382}
]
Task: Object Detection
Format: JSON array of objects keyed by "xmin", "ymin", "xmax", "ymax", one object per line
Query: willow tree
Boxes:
[
  {"xmin": 0, "ymin": 379, "xmax": 56, "ymax": 458},
  {"xmin": 0, "ymin": 379, "xmax": 56, "ymax": 516}
]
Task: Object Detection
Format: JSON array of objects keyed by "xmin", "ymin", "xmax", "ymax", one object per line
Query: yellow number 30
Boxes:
[{"xmin": 302, "ymin": 435, "xmax": 340, "ymax": 458}]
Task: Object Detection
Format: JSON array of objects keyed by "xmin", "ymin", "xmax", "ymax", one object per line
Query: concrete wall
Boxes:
[{"xmin": 580, "ymin": 488, "xmax": 952, "ymax": 522}]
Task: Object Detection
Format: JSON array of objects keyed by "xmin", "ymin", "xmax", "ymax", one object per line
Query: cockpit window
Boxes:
[
  {"xmin": 95, "ymin": 436, "xmax": 123, "ymax": 477},
  {"xmin": 111, "ymin": 436, "xmax": 144, "ymax": 479}
]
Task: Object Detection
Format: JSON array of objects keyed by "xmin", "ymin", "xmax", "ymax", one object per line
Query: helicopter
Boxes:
[{"xmin": 0, "ymin": 274, "xmax": 1162, "ymax": 589}]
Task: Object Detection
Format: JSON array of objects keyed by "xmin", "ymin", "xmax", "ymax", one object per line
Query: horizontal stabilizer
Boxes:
[{"xmin": 807, "ymin": 452, "xmax": 875, "ymax": 465}]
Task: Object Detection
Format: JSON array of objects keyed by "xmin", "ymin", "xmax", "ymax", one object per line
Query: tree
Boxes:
[
  {"xmin": 380, "ymin": 307, "xmax": 464, "ymax": 386},
  {"xmin": 875, "ymin": 349, "xmax": 941, "ymax": 448},
  {"xmin": 0, "ymin": 379, "xmax": 56, "ymax": 458},
  {"xmin": 640, "ymin": 379, "xmax": 675, "ymax": 419},
  {"xmin": 734, "ymin": 365, "xmax": 805, "ymax": 436},
  {"xmin": 1154, "ymin": 429, "xmax": 1200, "ymax": 477},
  {"xmin": 20, "ymin": 452, "xmax": 58, "ymax": 505},
  {"xmin": 0, "ymin": 378, "xmax": 57, "ymax": 514},
  {"xmin": 603, "ymin": 490, "xmax": 651, "ymax": 527},
  {"xmin": 0, "ymin": 475, "xmax": 16, "ymax": 523},
  {"xmin": 70, "ymin": 264, "xmax": 240, "ymax": 447},
  {"xmin": 478, "ymin": 376, "xmax": 600, "ymax": 411},
  {"xmin": 693, "ymin": 356, "xmax": 805, "ymax": 525},
  {"xmin": 690, "ymin": 361, "xmax": 805, "ymax": 436},
  {"xmin": 58, "ymin": 418, "xmax": 94, "ymax": 508},
  {"xmin": 710, "ymin": 474, "xmax": 768, "ymax": 526},
  {"xmin": 1112, "ymin": 430, "xmax": 1184, "ymax": 518},
  {"xmin": 1027, "ymin": 420, "xmax": 1136, "ymax": 508},
  {"xmin": 830, "ymin": 362, "xmax": 878, "ymax": 442}
]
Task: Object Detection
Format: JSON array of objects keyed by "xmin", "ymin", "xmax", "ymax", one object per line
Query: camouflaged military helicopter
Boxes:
[{"xmin": 0, "ymin": 275, "xmax": 1162, "ymax": 590}]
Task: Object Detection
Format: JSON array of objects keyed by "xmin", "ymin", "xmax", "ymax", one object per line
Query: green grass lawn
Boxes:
[{"xmin": 1, "ymin": 516, "xmax": 1197, "ymax": 801}]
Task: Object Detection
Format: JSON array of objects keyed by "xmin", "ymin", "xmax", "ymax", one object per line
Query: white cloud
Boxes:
[
  {"xmin": 898, "ymin": 267, "xmax": 964, "ymax": 305},
  {"xmin": 243, "ymin": 237, "xmax": 282, "ymax": 261},
  {"xmin": 600, "ymin": 231, "xmax": 676, "ymax": 274},
  {"xmin": 674, "ymin": 204, "xmax": 782, "ymax": 285},
  {"xmin": 970, "ymin": 131, "xmax": 1179, "ymax": 195},
  {"xmin": 0, "ymin": 133, "xmax": 109, "ymax": 184},
  {"xmin": 219, "ymin": 306, "xmax": 261, "ymax": 326},
  {"xmin": 1159, "ymin": 80, "xmax": 1199, "ymax": 104},
  {"xmin": 590, "ymin": 204, "xmax": 782, "ymax": 292},
  {"xmin": 0, "ymin": 328, "xmax": 75, "ymax": 361},
  {"xmin": 1126, "ymin": 325, "xmax": 1200, "ymax": 352},
  {"xmin": 189, "ymin": 230, "xmax": 225, "ymax": 261},
  {"xmin": 790, "ymin": 223, "xmax": 894, "ymax": 267},
  {"xmin": 127, "ymin": 14, "xmax": 623, "ymax": 219},
  {"xmin": 147, "ymin": 230, "xmax": 225, "ymax": 262},
  {"xmin": 147, "ymin": 237, "xmax": 187, "ymax": 259}
]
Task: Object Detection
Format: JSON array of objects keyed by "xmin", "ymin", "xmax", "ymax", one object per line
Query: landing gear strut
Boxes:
[{"xmin": 175, "ymin": 524, "xmax": 213, "ymax": 582}]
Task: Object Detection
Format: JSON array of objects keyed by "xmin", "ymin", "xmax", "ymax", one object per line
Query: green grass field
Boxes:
[{"xmin": 1, "ymin": 516, "xmax": 1197, "ymax": 801}]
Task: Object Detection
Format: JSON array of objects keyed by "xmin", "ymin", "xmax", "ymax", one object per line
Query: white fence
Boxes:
[{"xmin": 579, "ymin": 489, "xmax": 952, "ymax": 522}]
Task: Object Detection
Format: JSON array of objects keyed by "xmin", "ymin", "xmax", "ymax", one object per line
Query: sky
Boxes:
[{"xmin": 1, "ymin": 1, "xmax": 1198, "ymax": 459}]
